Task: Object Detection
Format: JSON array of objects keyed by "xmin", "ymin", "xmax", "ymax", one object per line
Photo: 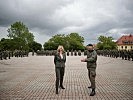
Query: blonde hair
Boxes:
[{"xmin": 57, "ymin": 45, "xmax": 65, "ymax": 52}]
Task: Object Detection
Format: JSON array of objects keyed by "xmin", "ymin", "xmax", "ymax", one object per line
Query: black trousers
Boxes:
[{"xmin": 55, "ymin": 67, "xmax": 65, "ymax": 89}]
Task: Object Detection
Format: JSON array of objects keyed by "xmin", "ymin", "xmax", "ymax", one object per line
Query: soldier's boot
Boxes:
[
  {"xmin": 90, "ymin": 89, "xmax": 96, "ymax": 96},
  {"xmin": 56, "ymin": 79, "xmax": 59, "ymax": 94},
  {"xmin": 60, "ymin": 78, "xmax": 65, "ymax": 89},
  {"xmin": 9, "ymin": 53, "xmax": 10, "ymax": 59}
]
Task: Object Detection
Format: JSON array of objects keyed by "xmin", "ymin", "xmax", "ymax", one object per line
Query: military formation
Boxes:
[
  {"xmin": 36, "ymin": 50, "xmax": 57, "ymax": 56},
  {"xmin": 36, "ymin": 50, "xmax": 82, "ymax": 56},
  {"xmin": 36, "ymin": 49, "xmax": 133, "ymax": 61},
  {"xmin": 0, "ymin": 50, "xmax": 29, "ymax": 60},
  {"xmin": 97, "ymin": 50, "xmax": 133, "ymax": 61}
]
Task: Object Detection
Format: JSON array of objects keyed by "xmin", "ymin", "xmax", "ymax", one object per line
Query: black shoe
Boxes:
[
  {"xmin": 60, "ymin": 86, "xmax": 65, "ymax": 89},
  {"xmin": 88, "ymin": 86, "xmax": 92, "ymax": 88},
  {"xmin": 90, "ymin": 89, "xmax": 96, "ymax": 96}
]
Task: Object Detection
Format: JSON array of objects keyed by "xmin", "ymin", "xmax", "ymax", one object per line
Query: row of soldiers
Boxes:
[
  {"xmin": 36, "ymin": 49, "xmax": 133, "ymax": 61},
  {"xmin": 97, "ymin": 50, "xmax": 133, "ymax": 61},
  {"xmin": 0, "ymin": 50, "xmax": 29, "ymax": 60},
  {"xmin": 36, "ymin": 50, "xmax": 56, "ymax": 56},
  {"xmin": 67, "ymin": 50, "xmax": 82, "ymax": 56},
  {"xmin": 36, "ymin": 50, "xmax": 82, "ymax": 56}
]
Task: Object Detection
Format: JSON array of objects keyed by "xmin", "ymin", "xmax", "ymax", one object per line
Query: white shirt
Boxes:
[{"xmin": 60, "ymin": 54, "xmax": 63, "ymax": 59}]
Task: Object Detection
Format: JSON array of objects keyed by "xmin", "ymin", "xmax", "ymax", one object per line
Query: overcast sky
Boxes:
[{"xmin": 0, "ymin": 0, "xmax": 133, "ymax": 45}]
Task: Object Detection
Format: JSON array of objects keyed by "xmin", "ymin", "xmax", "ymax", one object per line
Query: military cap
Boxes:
[{"xmin": 87, "ymin": 44, "xmax": 93, "ymax": 46}]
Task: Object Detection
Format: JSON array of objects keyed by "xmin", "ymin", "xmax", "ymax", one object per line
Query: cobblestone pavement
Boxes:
[{"xmin": 0, "ymin": 55, "xmax": 133, "ymax": 100}]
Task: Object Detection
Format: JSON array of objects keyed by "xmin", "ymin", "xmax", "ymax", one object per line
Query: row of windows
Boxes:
[
  {"xmin": 121, "ymin": 46, "xmax": 132, "ymax": 49},
  {"xmin": 123, "ymin": 41, "xmax": 133, "ymax": 44}
]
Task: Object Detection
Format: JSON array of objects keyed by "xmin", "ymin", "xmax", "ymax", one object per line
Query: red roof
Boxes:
[{"xmin": 116, "ymin": 34, "xmax": 133, "ymax": 45}]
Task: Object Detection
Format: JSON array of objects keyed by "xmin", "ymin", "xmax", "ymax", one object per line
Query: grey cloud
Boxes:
[{"xmin": 0, "ymin": 0, "xmax": 133, "ymax": 44}]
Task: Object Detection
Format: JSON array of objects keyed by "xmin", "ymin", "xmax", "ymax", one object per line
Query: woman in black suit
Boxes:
[{"xmin": 54, "ymin": 45, "xmax": 66, "ymax": 94}]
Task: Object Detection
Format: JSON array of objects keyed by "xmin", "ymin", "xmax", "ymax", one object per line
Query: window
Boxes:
[
  {"xmin": 125, "ymin": 46, "xmax": 127, "ymax": 49},
  {"xmin": 124, "ymin": 41, "xmax": 128, "ymax": 44},
  {"xmin": 121, "ymin": 46, "xmax": 123, "ymax": 49},
  {"xmin": 131, "ymin": 46, "xmax": 132, "ymax": 49}
]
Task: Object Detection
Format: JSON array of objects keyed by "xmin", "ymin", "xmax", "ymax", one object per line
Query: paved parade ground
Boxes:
[{"xmin": 0, "ymin": 55, "xmax": 133, "ymax": 100}]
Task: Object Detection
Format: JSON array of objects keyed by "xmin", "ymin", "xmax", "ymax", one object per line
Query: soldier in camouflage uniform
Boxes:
[
  {"xmin": 8, "ymin": 51, "xmax": 11, "ymax": 59},
  {"xmin": 0, "ymin": 50, "xmax": 3, "ymax": 60},
  {"xmin": 74, "ymin": 50, "xmax": 77, "ymax": 56},
  {"xmin": 124, "ymin": 50, "xmax": 128, "ymax": 60},
  {"xmin": 3, "ymin": 50, "xmax": 8, "ymax": 60},
  {"xmin": 131, "ymin": 50, "xmax": 133, "ymax": 61},
  {"xmin": 78, "ymin": 50, "xmax": 81, "ymax": 56},
  {"xmin": 71, "ymin": 50, "xmax": 73, "ymax": 56},
  {"xmin": 32, "ymin": 50, "xmax": 34, "ymax": 56},
  {"xmin": 81, "ymin": 44, "xmax": 97, "ymax": 96},
  {"xmin": 67, "ymin": 50, "xmax": 69, "ymax": 56},
  {"xmin": 84, "ymin": 50, "xmax": 87, "ymax": 56},
  {"xmin": 127, "ymin": 50, "xmax": 131, "ymax": 60},
  {"xmin": 121, "ymin": 50, "xmax": 125, "ymax": 60}
]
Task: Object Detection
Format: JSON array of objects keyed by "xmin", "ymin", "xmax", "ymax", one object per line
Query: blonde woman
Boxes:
[{"xmin": 54, "ymin": 45, "xmax": 66, "ymax": 94}]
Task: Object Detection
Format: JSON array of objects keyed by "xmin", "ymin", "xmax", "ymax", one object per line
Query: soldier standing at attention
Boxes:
[
  {"xmin": 54, "ymin": 45, "xmax": 66, "ymax": 94},
  {"xmin": 81, "ymin": 44, "xmax": 97, "ymax": 96}
]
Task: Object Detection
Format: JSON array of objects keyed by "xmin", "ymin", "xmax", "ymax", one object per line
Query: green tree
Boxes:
[
  {"xmin": 0, "ymin": 41, "xmax": 1, "ymax": 50},
  {"xmin": 97, "ymin": 35, "xmax": 117, "ymax": 50},
  {"xmin": 7, "ymin": 21, "xmax": 34, "ymax": 50},
  {"xmin": 0, "ymin": 38, "xmax": 11, "ymax": 50},
  {"xmin": 66, "ymin": 33, "xmax": 84, "ymax": 50},
  {"xmin": 43, "ymin": 33, "xmax": 85, "ymax": 50},
  {"xmin": 29, "ymin": 41, "xmax": 42, "ymax": 52},
  {"xmin": 44, "ymin": 34, "xmax": 67, "ymax": 50},
  {"xmin": 0, "ymin": 38, "xmax": 28, "ymax": 50},
  {"xmin": 13, "ymin": 37, "xmax": 29, "ymax": 50}
]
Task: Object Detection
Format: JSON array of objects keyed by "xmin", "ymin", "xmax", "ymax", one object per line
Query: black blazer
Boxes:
[{"xmin": 54, "ymin": 52, "xmax": 66, "ymax": 68}]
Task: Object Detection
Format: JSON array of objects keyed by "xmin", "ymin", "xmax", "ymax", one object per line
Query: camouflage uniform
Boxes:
[
  {"xmin": 0, "ymin": 50, "xmax": 3, "ymax": 60},
  {"xmin": 131, "ymin": 50, "xmax": 133, "ymax": 61},
  {"xmin": 85, "ymin": 50, "xmax": 97, "ymax": 89},
  {"xmin": 74, "ymin": 50, "xmax": 77, "ymax": 56}
]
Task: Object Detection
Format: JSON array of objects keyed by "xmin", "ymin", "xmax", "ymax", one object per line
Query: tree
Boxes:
[
  {"xmin": 28, "ymin": 41, "xmax": 42, "ymax": 52},
  {"xmin": 7, "ymin": 21, "xmax": 34, "ymax": 50},
  {"xmin": 66, "ymin": 33, "xmax": 84, "ymax": 50},
  {"xmin": 43, "ymin": 33, "xmax": 85, "ymax": 50},
  {"xmin": 97, "ymin": 35, "xmax": 117, "ymax": 50},
  {"xmin": 43, "ymin": 34, "xmax": 66, "ymax": 50},
  {"xmin": 0, "ymin": 38, "xmax": 28, "ymax": 51},
  {"xmin": 0, "ymin": 41, "xmax": 1, "ymax": 50},
  {"xmin": 0, "ymin": 38, "xmax": 11, "ymax": 50}
]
